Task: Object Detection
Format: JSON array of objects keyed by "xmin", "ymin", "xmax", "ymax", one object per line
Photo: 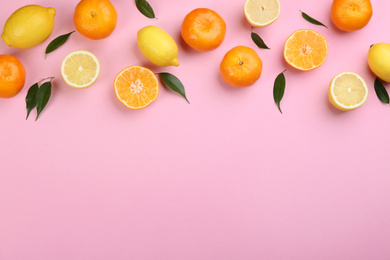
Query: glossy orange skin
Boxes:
[
  {"xmin": 220, "ymin": 46, "xmax": 262, "ymax": 87},
  {"xmin": 0, "ymin": 55, "xmax": 26, "ymax": 98},
  {"xmin": 331, "ymin": 0, "xmax": 373, "ymax": 32},
  {"xmin": 74, "ymin": 0, "xmax": 117, "ymax": 40},
  {"xmin": 181, "ymin": 8, "xmax": 226, "ymax": 52}
]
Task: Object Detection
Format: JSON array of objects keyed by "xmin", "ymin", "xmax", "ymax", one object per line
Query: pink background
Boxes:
[{"xmin": 1, "ymin": 0, "xmax": 390, "ymax": 259}]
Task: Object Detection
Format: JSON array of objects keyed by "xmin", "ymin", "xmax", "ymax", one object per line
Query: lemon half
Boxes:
[
  {"xmin": 244, "ymin": 0, "xmax": 280, "ymax": 27},
  {"xmin": 61, "ymin": 50, "xmax": 100, "ymax": 89},
  {"xmin": 329, "ymin": 72, "xmax": 368, "ymax": 111}
]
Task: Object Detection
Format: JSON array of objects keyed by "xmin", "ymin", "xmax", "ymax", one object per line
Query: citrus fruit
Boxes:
[
  {"xmin": 0, "ymin": 55, "xmax": 26, "ymax": 98},
  {"xmin": 1, "ymin": 5, "xmax": 55, "ymax": 49},
  {"xmin": 368, "ymin": 43, "xmax": 390, "ymax": 82},
  {"xmin": 114, "ymin": 66, "xmax": 159, "ymax": 109},
  {"xmin": 329, "ymin": 72, "xmax": 368, "ymax": 111},
  {"xmin": 284, "ymin": 29, "xmax": 328, "ymax": 71},
  {"xmin": 244, "ymin": 0, "xmax": 281, "ymax": 27},
  {"xmin": 220, "ymin": 46, "xmax": 262, "ymax": 87},
  {"xmin": 181, "ymin": 8, "xmax": 226, "ymax": 52},
  {"xmin": 61, "ymin": 50, "xmax": 100, "ymax": 88},
  {"xmin": 331, "ymin": 0, "xmax": 372, "ymax": 32},
  {"xmin": 137, "ymin": 26, "xmax": 179, "ymax": 67},
  {"xmin": 74, "ymin": 0, "xmax": 117, "ymax": 40}
]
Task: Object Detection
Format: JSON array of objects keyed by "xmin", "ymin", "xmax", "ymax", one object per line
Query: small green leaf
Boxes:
[
  {"xmin": 135, "ymin": 0, "xmax": 155, "ymax": 18},
  {"xmin": 35, "ymin": 81, "xmax": 52, "ymax": 121},
  {"xmin": 159, "ymin": 73, "xmax": 189, "ymax": 103},
  {"xmin": 273, "ymin": 70, "xmax": 287, "ymax": 114},
  {"xmin": 25, "ymin": 83, "xmax": 39, "ymax": 120},
  {"xmin": 45, "ymin": 31, "xmax": 75, "ymax": 57},
  {"xmin": 300, "ymin": 10, "xmax": 328, "ymax": 28},
  {"xmin": 374, "ymin": 77, "xmax": 389, "ymax": 104},
  {"xmin": 251, "ymin": 32, "xmax": 270, "ymax": 50}
]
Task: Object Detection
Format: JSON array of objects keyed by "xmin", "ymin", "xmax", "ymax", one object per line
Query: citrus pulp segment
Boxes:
[
  {"xmin": 284, "ymin": 29, "xmax": 328, "ymax": 71},
  {"xmin": 61, "ymin": 50, "xmax": 100, "ymax": 88},
  {"xmin": 244, "ymin": 0, "xmax": 280, "ymax": 27},
  {"xmin": 329, "ymin": 72, "xmax": 368, "ymax": 111},
  {"xmin": 114, "ymin": 66, "xmax": 159, "ymax": 109}
]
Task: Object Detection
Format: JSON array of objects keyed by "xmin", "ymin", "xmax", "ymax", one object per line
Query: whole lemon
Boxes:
[
  {"xmin": 137, "ymin": 26, "xmax": 179, "ymax": 67},
  {"xmin": 1, "ymin": 5, "xmax": 56, "ymax": 49},
  {"xmin": 368, "ymin": 43, "xmax": 390, "ymax": 82}
]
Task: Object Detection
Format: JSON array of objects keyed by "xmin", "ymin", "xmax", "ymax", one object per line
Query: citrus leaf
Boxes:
[
  {"xmin": 300, "ymin": 10, "xmax": 328, "ymax": 28},
  {"xmin": 251, "ymin": 32, "xmax": 270, "ymax": 50},
  {"xmin": 374, "ymin": 77, "xmax": 389, "ymax": 104},
  {"xmin": 35, "ymin": 81, "xmax": 52, "ymax": 121},
  {"xmin": 135, "ymin": 0, "xmax": 155, "ymax": 18},
  {"xmin": 273, "ymin": 70, "xmax": 286, "ymax": 114},
  {"xmin": 159, "ymin": 73, "xmax": 189, "ymax": 103},
  {"xmin": 45, "ymin": 31, "xmax": 75, "ymax": 57},
  {"xmin": 25, "ymin": 83, "xmax": 38, "ymax": 120}
]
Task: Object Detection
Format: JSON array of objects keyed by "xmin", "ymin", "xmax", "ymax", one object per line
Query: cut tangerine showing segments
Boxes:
[
  {"xmin": 244, "ymin": 0, "xmax": 281, "ymax": 27},
  {"xmin": 284, "ymin": 29, "xmax": 328, "ymax": 71},
  {"xmin": 114, "ymin": 66, "xmax": 158, "ymax": 109},
  {"xmin": 329, "ymin": 72, "xmax": 368, "ymax": 111},
  {"xmin": 61, "ymin": 50, "xmax": 100, "ymax": 88}
]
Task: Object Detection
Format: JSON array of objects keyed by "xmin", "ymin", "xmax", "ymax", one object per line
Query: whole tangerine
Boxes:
[
  {"xmin": 0, "ymin": 54, "xmax": 26, "ymax": 98},
  {"xmin": 74, "ymin": 0, "xmax": 117, "ymax": 40},
  {"xmin": 331, "ymin": 0, "xmax": 373, "ymax": 32},
  {"xmin": 220, "ymin": 46, "xmax": 262, "ymax": 87},
  {"xmin": 181, "ymin": 8, "xmax": 226, "ymax": 52}
]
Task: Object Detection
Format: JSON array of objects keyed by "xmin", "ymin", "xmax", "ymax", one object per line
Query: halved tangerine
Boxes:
[
  {"xmin": 284, "ymin": 29, "xmax": 328, "ymax": 71},
  {"xmin": 114, "ymin": 66, "xmax": 158, "ymax": 109}
]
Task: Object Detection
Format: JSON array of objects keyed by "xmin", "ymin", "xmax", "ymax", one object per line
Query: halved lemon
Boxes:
[
  {"xmin": 114, "ymin": 66, "xmax": 158, "ymax": 109},
  {"xmin": 329, "ymin": 72, "xmax": 368, "ymax": 111},
  {"xmin": 244, "ymin": 0, "xmax": 281, "ymax": 27},
  {"xmin": 61, "ymin": 50, "xmax": 100, "ymax": 88}
]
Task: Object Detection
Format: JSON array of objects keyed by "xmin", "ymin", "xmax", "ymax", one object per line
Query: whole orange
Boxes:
[
  {"xmin": 181, "ymin": 8, "xmax": 226, "ymax": 52},
  {"xmin": 0, "ymin": 55, "xmax": 26, "ymax": 98},
  {"xmin": 74, "ymin": 0, "xmax": 117, "ymax": 40},
  {"xmin": 220, "ymin": 46, "xmax": 262, "ymax": 87},
  {"xmin": 331, "ymin": 0, "xmax": 372, "ymax": 32}
]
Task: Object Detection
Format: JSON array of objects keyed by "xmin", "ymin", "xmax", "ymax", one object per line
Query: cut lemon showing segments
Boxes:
[
  {"xmin": 329, "ymin": 72, "xmax": 368, "ymax": 111},
  {"xmin": 244, "ymin": 0, "xmax": 280, "ymax": 27},
  {"xmin": 114, "ymin": 66, "xmax": 158, "ymax": 109},
  {"xmin": 61, "ymin": 50, "xmax": 100, "ymax": 88},
  {"xmin": 284, "ymin": 29, "xmax": 328, "ymax": 71}
]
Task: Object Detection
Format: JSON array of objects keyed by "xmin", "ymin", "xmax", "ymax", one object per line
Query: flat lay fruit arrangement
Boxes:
[{"xmin": 0, "ymin": 0, "xmax": 388, "ymax": 119}]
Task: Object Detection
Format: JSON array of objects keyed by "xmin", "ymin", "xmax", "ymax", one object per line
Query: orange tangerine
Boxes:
[
  {"xmin": 220, "ymin": 46, "xmax": 262, "ymax": 87},
  {"xmin": 181, "ymin": 8, "xmax": 226, "ymax": 52},
  {"xmin": 0, "ymin": 54, "xmax": 26, "ymax": 98},
  {"xmin": 331, "ymin": 0, "xmax": 372, "ymax": 32}
]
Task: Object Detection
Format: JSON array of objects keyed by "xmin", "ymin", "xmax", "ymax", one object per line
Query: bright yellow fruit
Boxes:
[
  {"xmin": 244, "ymin": 0, "xmax": 280, "ymax": 27},
  {"xmin": 137, "ymin": 25, "xmax": 179, "ymax": 67},
  {"xmin": 329, "ymin": 72, "xmax": 368, "ymax": 111},
  {"xmin": 368, "ymin": 43, "xmax": 390, "ymax": 82},
  {"xmin": 1, "ymin": 5, "xmax": 56, "ymax": 49},
  {"xmin": 61, "ymin": 50, "xmax": 100, "ymax": 89}
]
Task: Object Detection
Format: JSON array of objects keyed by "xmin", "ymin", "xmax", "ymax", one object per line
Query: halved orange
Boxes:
[
  {"xmin": 114, "ymin": 66, "xmax": 158, "ymax": 109},
  {"xmin": 284, "ymin": 29, "xmax": 328, "ymax": 71}
]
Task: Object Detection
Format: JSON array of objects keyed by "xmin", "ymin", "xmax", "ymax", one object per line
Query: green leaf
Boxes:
[
  {"xmin": 135, "ymin": 0, "xmax": 155, "ymax": 18},
  {"xmin": 25, "ymin": 83, "xmax": 39, "ymax": 120},
  {"xmin": 45, "ymin": 31, "xmax": 75, "ymax": 57},
  {"xmin": 159, "ymin": 73, "xmax": 189, "ymax": 103},
  {"xmin": 374, "ymin": 77, "xmax": 389, "ymax": 104},
  {"xmin": 251, "ymin": 32, "xmax": 270, "ymax": 50},
  {"xmin": 273, "ymin": 70, "xmax": 286, "ymax": 114},
  {"xmin": 35, "ymin": 81, "xmax": 52, "ymax": 121},
  {"xmin": 300, "ymin": 10, "xmax": 328, "ymax": 28}
]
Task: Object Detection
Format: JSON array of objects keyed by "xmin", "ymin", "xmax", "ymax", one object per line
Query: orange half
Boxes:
[
  {"xmin": 114, "ymin": 66, "xmax": 158, "ymax": 109},
  {"xmin": 284, "ymin": 29, "xmax": 328, "ymax": 71}
]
